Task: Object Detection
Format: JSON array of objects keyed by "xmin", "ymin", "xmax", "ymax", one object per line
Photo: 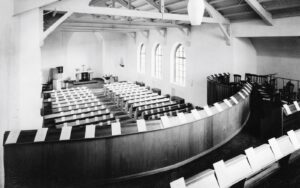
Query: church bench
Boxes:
[
  {"xmin": 51, "ymin": 98, "xmax": 101, "ymax": 109},
  {"xmin": 130, "ymin": 97, "xmax": 171, "ymax": 115},
  {"xmin": 121, "ymin": 93, "xmax": 160, "ymax": 108},
  {"xmin": 50, "ymin": 94, "xmax": 99, "ymax": 104},
  {"xmin": 112, "ymin": 90, "xmax": 151, "ymax": 101},
  {"xmin": 45, "ymin": 86, "xmax": 88, "ymax": 94},
  {"xmin": 108, "ymin": 84, "xmax": 147, "ymax": 90},
  {"xmin": 134, "ymin": 101, "xmax": 178, "ymax": 118},
  {"xmin": 44, "ymin": 105, "xmax": 107, "ymax": 120},
  {"xmin": 148, "ymin": 108, "xmax": 191, "ymax": 120},
  {"xmin": 142, "ymin": 103, "xmax": 192, "ymax": 120},
  {"xmin": 49, "ymin": 89, "xmax": 91, "ymax": 98},
  {"xmin": 122, "ymin": 93, "xmax": 158, "ymax": 102},
  {"xmin": 116, "ymin": 92, "xmax": 153, "ymax": 106},
  {"xmin": 48, "ymin": 91, "xmax": 106, "ymax": 102},
  {"xmin": 49, "ymin": 90, "xmax": 92, "ymax": 99},
  {"xmin": 55, "ymin": 113, "xmax": 115, "ymax": 128},
  {"xmin": 52, "ymin": 101, "xmax": 115, "ymax": 113},
  {"xmin": 108, "ymin": 89, "xmax": 149, "ymax": 99},
  {"xmin": 51, "ymin": 97, "xmax": 111, "ymax": 107},
  {"xmin": 110, "ymin": 88, "xmax": 148, "ymax": 96},
  {"xmin": 117, "ymin": 90, "xmax": 152, "ymax": 98},
  {"xmin": 54, "ymin": 109, "xmax": 111, "ymax": 124},
  {"xmin": 126, "ymin": 95, "xmax": 168, "ymax": 111}
]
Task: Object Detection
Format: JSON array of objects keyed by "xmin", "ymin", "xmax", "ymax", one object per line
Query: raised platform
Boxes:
[{"xmin": 73, "ymin": 80, "xmax": 98, "ymax": 85}]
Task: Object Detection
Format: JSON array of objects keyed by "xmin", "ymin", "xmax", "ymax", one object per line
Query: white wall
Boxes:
[
  {"xmin": 233, "ymin": 38, "xmax": 257, "ymax": 79},
  {"xmin": 41, "ymin": 31, "xmax": 103, "ymax": 83},
  {"xmin": 0, "ymin": 1, "xmax": 15, "ymax": 187},
  {"xmin": 0, "ymin": 2, "xmax": 45, "ymax": 187},
  {"xmin": 102, "ymin": 25, "xmax": 257, "ymax": 106},
  {"xmin": 253, "ymin": 37, "xmax": 300, "ymax": 80}
]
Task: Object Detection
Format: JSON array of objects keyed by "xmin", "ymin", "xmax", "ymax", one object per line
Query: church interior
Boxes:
[{"xmin": 1, "ymin": 0, "xmax": 300, "ymax": 187}]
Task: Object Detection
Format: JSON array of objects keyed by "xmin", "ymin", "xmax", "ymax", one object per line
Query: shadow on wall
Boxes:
[{"xmin": 252, "ymin": 37, "xmax": 300, "ymax": 58}]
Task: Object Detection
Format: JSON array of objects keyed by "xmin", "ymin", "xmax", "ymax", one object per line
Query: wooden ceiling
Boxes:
[
  {"xmin": 41, "ymin": 0, "xmax": 300, "ymax": 39},
  {"xmin": 89, "ymin": 0, "xmax": 300, "ymax": 21}
]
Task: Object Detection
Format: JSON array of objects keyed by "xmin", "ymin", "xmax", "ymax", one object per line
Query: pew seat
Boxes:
[{"xmin": 186, "ymin": 169, "xmax": 219, "ymax": 188}]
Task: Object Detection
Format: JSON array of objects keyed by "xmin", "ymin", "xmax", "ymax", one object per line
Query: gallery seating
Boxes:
[{"xmin": 170, "ymin": 128, "xmax": 300, "ymax": 188}]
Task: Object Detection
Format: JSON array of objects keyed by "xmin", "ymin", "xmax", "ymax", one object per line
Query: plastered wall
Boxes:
[
  {"xmin": 101, "ymin": 25, "xmax": 257, "ymax": 106},
  {"xmin": 41, "ymin": 31, "xmax": 103, "ymax": 83}
]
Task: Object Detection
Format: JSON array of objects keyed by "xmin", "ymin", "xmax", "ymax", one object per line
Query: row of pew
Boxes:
[
  {"xmin": 104, "ymin": 82, "xmax": 194, "ymax": 120},
  {"xmin": 6, "ymin": 82, "xmax": 253, "ymax": 145},
  {"xmin": 170, "ymin": 128, "xmax": 300, "ymax": 188},
  {"xmin": 43, "ymin": 87, "xmax": 119, "ymax": 128}
]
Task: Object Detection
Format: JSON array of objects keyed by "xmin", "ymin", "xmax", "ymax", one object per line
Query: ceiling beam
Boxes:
[
  {"xmin": 60, "ymin": 25, "xmax": 148, "ymax": 31},
  {"xmin": 262, "ymin": 0, "xmax": 300, "ymax": 11},
  {"xmin": 65, "ymin": 19, "xmax": 186, "ymax": 28},
  {"xmin": 60, "ymin": 28, "xmax": 142, "ymax": 33},
  {"xmin": 160, "ymin": 0, "xmax": 165, "ymax": 13},
  {"xmin": 43, "ymin": 0, "xmax": 226, "ymax": 24},
  {"xmin": 61, "ymin": 22, "xmax": 172, "ymax": 30},
  {"xmin": 209, "ymin": 0, "xmax": 228, "ymax": 5},
  {"xmin": 204, "ymin": 1, "xmax": 230, "ymax": 24},
  {"xmin": 116, "ymin": 0, "xmax": 136, "ymax": 9},
  {"xmin": 89, "ymin": 0, "xmax": 110, "ymax": 7},
  {"xmin": 144, "ymin": 0, "xmax": 168, "ymax": 13},
  {"xmin": 42, "ymin": 11, "xmax": 73, "ymax": 42},
  {"xmin": 244, "ymin": 0, "xmax": 273, "ymax": 25},
  {"xmin": 216, "ymin": 3, "xmax": 248, "ymax": 11},
  {"xmin": 225, "ymin": 11, "xmax": 254, "ymax": 18},
  {"xmin": 204, "ymin": 1, "xmax": 230, "ymax": 44}
]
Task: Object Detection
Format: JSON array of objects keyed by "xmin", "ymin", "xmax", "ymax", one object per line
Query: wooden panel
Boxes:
[{"xmin": 4, "ymin": 92, "xmax": 250, "ymax": 188}]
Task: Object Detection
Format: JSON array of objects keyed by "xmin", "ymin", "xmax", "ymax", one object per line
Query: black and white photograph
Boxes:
[{"xmin": 1, "ymin": 0, "xmax": 300, "ymax": 187}]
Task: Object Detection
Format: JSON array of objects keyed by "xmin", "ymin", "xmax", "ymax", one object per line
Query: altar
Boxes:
[
  {"xmin": 75, "ymin": 65, "xmax": 94, "ymax": 82},
  {"xmin": 75, "ymin": 71, "xmax": 94, "ymax": 82}
]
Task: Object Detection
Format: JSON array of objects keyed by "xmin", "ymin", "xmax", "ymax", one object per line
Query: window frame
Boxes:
[
  {"xmin": 153, "ymin": 43, "xmax": 163, "ymax": 79},
  {"xmin": 172, "ymin": 44, "xmax": 186, "ymax": 86},
  {"xmin": 137, "ymin": 43, "xmax": 146, "ymax": 74}
]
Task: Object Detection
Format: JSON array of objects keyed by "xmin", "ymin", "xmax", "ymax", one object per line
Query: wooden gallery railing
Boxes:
[
  {"xmin": 207, "ymin": 73, "xmax": 240, "ymax": 105},
  {"xmin": 3, "ymin": 81, "xmax": 252, "ymax": 188}
]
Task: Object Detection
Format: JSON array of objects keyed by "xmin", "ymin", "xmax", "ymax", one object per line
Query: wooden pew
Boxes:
[
  {"xmin": 148, "ymin": 108, "xmax": 191, "ymax": 120},
  {"xmin": 134, "ymin": 101, "xmax": 178, "ymax": 119},
  {"xmin": 55, "ymin": 113, "xmax": 115, "ymax": 128},
  {"xmin": 142, "ymin": 103, "xmax": 192, "ymax": 120},
  {"xmin": 54, "ymin": 109, "xmax": 111, "ymax": 124}
]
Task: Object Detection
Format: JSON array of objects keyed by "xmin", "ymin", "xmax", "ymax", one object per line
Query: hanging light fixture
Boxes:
[{"xmin": 187, "ymin": 0, "xmax": 205, "ymax": 26}]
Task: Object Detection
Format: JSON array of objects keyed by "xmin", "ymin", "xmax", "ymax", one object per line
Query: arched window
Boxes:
[
  {"xmin": 138, "ymin": 43, "xmax": 146, "ymax": 73},
  {"xmin": 173, "ymin": 44, "xmax": 186, "ymax": 86},
  {"xmin": 154, "ymin": 44, "xmax": 162, "ymax": 79}
]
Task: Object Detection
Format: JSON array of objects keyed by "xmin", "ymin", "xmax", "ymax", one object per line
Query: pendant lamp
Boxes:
[{"xmin": 187, "ymin": 0, "xmax": 205, "ymax": 26}]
